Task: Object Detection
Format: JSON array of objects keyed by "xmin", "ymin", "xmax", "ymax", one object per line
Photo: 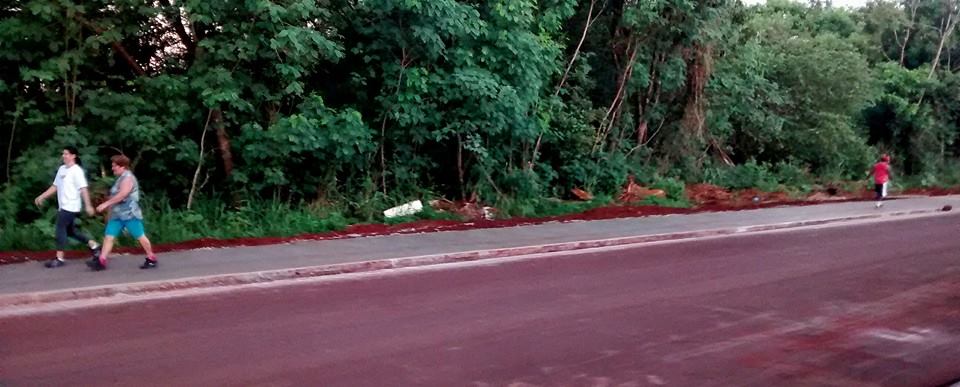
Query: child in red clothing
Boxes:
[{"xmin": 869, "ymin": 154, "xmax": 892, "ymax": 208}]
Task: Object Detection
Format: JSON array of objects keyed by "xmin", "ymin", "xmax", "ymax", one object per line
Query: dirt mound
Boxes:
[
  {"xmin": 686, "ymin": 184, "xmax": 731, "ymax": 205},
  {"xmin": 729, "ymin": 188, "xmax": 793, "ymax": 206},
  {"xmin": 429, "ymin": 199, "xmax": 494, "ymax": 221},
  {"xmin": 617, "ymin": 175, "xmax": 666, "ymax": 204},
  {"xmin": 767, "ymin": 191, "xmax": 791, "ymax": 202}
]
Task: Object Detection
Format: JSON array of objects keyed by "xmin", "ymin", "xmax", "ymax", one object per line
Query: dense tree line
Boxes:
[{"xmin": 2, "ymin": 0, "xmax": 959, "ymax": 239}]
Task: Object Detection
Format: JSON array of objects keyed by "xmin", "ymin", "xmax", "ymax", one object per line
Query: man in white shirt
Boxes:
[{"xmin": 34, "ymin": 146, "xmax": 101, "ymax": 268}]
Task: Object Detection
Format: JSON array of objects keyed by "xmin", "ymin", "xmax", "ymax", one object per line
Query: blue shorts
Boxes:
[{"xmin": 105, "ymin": 218, "xmax": 146, "ymax": 239}]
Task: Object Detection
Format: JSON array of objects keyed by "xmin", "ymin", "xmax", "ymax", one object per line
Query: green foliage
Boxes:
[
  {"xmin": 559, "ymin": 152, "xmax": 633, "ymax": 195},
  {"xmin": 236, "ymin": 95, "xmax": 374, "ymax": 194},
  {"xmin": 705, "ymin": 160, "xmax": 778, "ymax": 191},
  {"xmin": 936, "ymin": 161, "xmax": 960, "ymax": 187},
  {"xmin": 130, "ymin": 198, "xmax": 350, "ymax": 246},
  {"xmin": 704, "ymin": 159, "xmax": 822, "ymax": 193},
  {"xmin": 711, "ymin": 3, "xmax": 880, "ymax": 176},
  {"xmin": 708, "ymin": 38, "xmax": 787, "ymax": 160},
  {"xmin": 2, "ymin": 0, "xmax": 960, "ymax": 251},
  {"xmin": 0, "ymin": 217, "xmax": 56, "ymax": 251},
  {"xmin": 772, "ymin": 161, "xmax": 814, "ymax": 187},
  {"xmin": 649, "ymin": 177, "xmax": 687, "ymax": 202},
  {"xmin": 494, "ymin": 195, "xmax": 613, "ymax": 219}
]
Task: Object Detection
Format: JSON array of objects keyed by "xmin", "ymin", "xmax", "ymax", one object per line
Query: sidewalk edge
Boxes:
[{"xmin": 0, "ymin": 208, "xmax": 946, "ymax": 308}]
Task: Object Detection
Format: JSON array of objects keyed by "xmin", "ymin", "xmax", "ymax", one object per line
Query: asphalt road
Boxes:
[{"xmin": 2, "ymin": 214, "xmax": 959, "ymax": 386}]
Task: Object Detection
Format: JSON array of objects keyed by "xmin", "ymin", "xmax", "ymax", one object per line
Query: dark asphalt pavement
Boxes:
[{"xmin": 2, "ymin": 214, "xmax": 959, "ymax": 386}]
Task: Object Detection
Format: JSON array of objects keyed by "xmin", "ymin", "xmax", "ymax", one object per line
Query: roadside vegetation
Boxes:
[{"xmin": 2, "ymin": 0, "xmax": 960, "ymax": 251}]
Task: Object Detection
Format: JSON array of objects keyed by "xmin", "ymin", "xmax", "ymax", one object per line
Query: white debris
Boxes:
[{"xmin": 383, "ymin": 200, "xmax": 423, "ymax": 218}]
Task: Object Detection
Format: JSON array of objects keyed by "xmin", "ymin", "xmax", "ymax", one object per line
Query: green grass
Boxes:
[
  {"xmin": 0, "ymin": 217, "xmax": 56, "ymax": 251},
  {"xmin": 1, "ymin": 195, "xmax": 488, "ymax": 252},
  {"xmin": 638, "ymin": 195, "xmax": 691, "ymax": 208},
  {"xmin": 493, "ymin": 195, "xmax": 616, "ymax": 218},
  {"xmin": 144, "ymin": 199, "xmax": 351, "ymax": 245},
  {"xmin": 0, "ymin": 198, "xmax": 354, "ymax": 251}
]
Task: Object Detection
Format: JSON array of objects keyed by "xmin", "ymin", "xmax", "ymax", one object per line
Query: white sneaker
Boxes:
[{"xmin": 875, "ymin": 202, "xmax": 883, "ymax": 208}]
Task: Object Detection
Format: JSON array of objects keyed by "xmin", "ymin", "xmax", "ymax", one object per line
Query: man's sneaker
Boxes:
[
  {"xmin": 90, "ymin": 245, "xmax": 102, "ymax": 260},
  {"xmin": 139, "ymin": 258, "xmax": 158, "ymax": 270},
  {"xmin": 86, "ymin": 257, "xmax": 106, "ymax": 271},
  {"xmin": 44, "ymin": 259, "xmax": 65, "ymax": 268}
]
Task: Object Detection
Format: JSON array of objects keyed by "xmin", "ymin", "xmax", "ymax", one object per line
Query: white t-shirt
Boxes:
[{"xmin": 53, "ymin": 164, "xmax": 88, "ymax": 212}]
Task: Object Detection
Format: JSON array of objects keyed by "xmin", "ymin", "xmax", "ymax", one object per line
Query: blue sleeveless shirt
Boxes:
[{"xmin": 109, "ymin": 171, "xmax": 143, "ymax": 220}]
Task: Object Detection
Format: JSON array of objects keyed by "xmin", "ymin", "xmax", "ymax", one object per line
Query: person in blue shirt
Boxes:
[{"xmin": 90, "ymin": 154, "xmax": 158, "ymax": 270}]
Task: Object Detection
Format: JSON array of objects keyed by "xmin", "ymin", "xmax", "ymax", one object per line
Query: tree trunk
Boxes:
[
  {"xmin": 187, "ymin": 109, "xmax": 214, "ymax": 210},
  {"xmin": 594, "ymin": 42, "xmax": 637, "ymax": 154},
  {"xmin": 635, "ymin": 52, "xmax": 663, "ymax": 146},
  {"xmin": 929, "ymin": 3, "xmax": 960, "ymax": 79},
  {"xmin": 158, "ymin": 0, "xmax": 197, "ymax": 63},
  {"xmin": 676, "ymin": 43, "xmax": 719, "ymax": 169},
  {"xmin": 681, "ymin": 44, "xmax": 713, "ymax": 141},
  {"xmin": 457, "ymin": 133, "xmax": 466, "ymax": 201},
  {"xmin": 919, "ymin": 2, "xmax": 960, "ymax": 106},
  {"xmin": 6, "ymin": 108, "xmax": 19, "ymax": 184},
  {"xmin": 74, "ymin": 15, "xmax": 146, "ymax": 76},
  {"xmin": 529, "ymin": 0, "xmax": 607, "ymax": 169},
  {"xmin": 900, "ymin": 0, "xmax": 919, "ymax": 67},
  {"xmin": 211, "ymin": 108, "xmax": 233, "ymax": 177},
  {"xmin": 555, "ymin": 0, "xmax": 602, "ymax": 96},
  {"xmin": 376, "ymin": 49, "xmax": 412, "ymax": 195}
]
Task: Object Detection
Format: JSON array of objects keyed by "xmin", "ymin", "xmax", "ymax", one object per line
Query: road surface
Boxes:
[{"xmin": 2, "ymin": 214, "xmax": 959, "ymax": 386}]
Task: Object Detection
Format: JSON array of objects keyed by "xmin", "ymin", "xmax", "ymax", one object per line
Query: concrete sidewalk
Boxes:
[{"xmin": 1, "ymin": 196, "xmax": 958, "ymax": 307}]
